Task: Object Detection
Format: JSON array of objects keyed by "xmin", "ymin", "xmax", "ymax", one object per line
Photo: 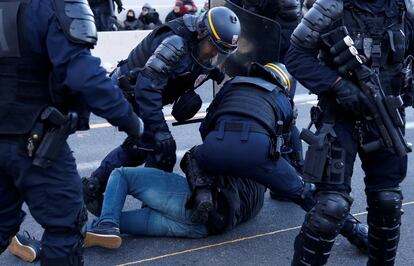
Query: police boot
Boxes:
[
  {"xmin": 367, "ymin": 189, "xmax": 403, "ymax": 266},
  {"xmin": 340, "ymin": 214, "xmax": 368, "ymax": 252},
  {"xmin": 191, "ymin": 188, "xmax": 214, "ymax": 224},
  {"xmin": 82, "ymin": 176, "xmax": 104, "ymax": 217}
]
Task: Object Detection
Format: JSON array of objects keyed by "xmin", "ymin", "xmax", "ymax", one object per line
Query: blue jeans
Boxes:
[{"xmin": 90, "ymin": 167, "xmax": 208, "ymax": 238}]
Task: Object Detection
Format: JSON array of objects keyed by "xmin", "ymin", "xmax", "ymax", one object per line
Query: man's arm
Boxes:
[
  {"xmin": 135, "ymin": 35, "xmax": 187, "ymax": 127},
  {"xmin": 46, "ymin": 12, "xmax": 141, "ymax": 134},
  {"xmin": 285, "ymin": 45, "xmax": 338, "ymax": 94},
  {"xmin": 285, "ymin": 0, "xmax": 343, "ymax": 95}
]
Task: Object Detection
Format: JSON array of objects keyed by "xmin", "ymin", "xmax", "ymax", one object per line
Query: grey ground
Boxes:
[{"xmin": 1, "ymin": 83, "xmax": 414, "ymax": 266}]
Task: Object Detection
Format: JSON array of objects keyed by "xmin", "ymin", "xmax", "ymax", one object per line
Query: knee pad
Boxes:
[
  {"xmin": 367, "ymin": 189, "xmax": 403, "ymax": 226},
  {"xmin": 306, "ymin": 192, "xmax": 352, "ymax": 238}
]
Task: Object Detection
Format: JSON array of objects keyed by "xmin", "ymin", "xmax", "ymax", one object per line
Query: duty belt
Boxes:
[{"xmin": 214, "ymin": 121, "xmax": 270, "ymax": 136}]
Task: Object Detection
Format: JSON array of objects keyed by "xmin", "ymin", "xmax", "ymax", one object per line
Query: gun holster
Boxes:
[
  {"xmin": 301, "ymin": 123, "xmax": 346, "ymax": 185},
  {"xmin": 31, "ymin": 107, "xmax": 78, "ymax": 168}
]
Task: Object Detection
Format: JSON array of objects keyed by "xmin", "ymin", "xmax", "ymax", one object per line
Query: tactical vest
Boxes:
[
  {"xmin": 0, "ymin": 1, "xmax": 52, "ymax": 134},
  {"xmin": 125, "ymin": 17, "xmax": 195, "ymax": 70},
  {"xmin": 201, "ymin": 77, "xmax": 290, "ymax": 139},
  {"xmin": 342, "ymin": 0, "xmax": 407, "ymax": 95}
]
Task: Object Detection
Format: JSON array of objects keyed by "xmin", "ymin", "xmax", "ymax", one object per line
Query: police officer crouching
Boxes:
[
  {"xmin": 82, "ymin": 6, "xmax": 241, "ymax": 217},
  {"xmin": 185, "ymin": 61, "xmax": 368, "ymax": 251},
  {"xmin": 0, "ymin": 0, "xmax": 143, "ymax": 265}
]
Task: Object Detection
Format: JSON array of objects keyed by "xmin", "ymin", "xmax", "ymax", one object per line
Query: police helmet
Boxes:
[
  {"xmin": 192, "ymin": 7, "xmax": 241, "ymax": 70},
  {"xmin": 249, "ymin": 62, "xmax": 293, "ymax": 93}
]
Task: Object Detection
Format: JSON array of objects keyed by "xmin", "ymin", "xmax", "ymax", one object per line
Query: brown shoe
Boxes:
[
  {"xmin": 8, "ymin": 232, "xmax": 41, "ymax": 262},
  {"xmin": 84, "ymin": 222, "xmax": 122, "ymax": 249}
]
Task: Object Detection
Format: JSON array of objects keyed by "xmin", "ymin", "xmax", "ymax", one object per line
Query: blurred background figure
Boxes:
[
  {"xmin": 123, "ymin": 9, "xmax": 142, "ymax": 30},
  {"xmin": 182, "ymin": 0, "xmax": 198, "ymax": 14},
  {"xmin": 88, "ymin": 0, "xmax": 124, "ymax": 31},
  {"xmin": 165, "ymin": 0, "xmax": 184, "ymax": 22},
  {"xmin": 198, "ymin": 0, "xmax": 209, "ymax": 14},
  {"xmin": 165, "ymin": 0, "xmax": 197, "ymax": 22},
  {"xmin": 138, "ymin": 3, "xmax": 162, "ymax": 30}
]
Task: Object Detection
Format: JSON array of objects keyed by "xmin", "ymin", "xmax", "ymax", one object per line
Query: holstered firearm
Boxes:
[
  {"xmin": 300, "ymin": 103, "xmax": 345, "ymax": 184},
  {"xmin": 31, "ymin": 107, "xmax": 78, "ymax": 168},
  {"xmin": 321, "ymin": 26, "xmax": 411, "ymax": 157},
  {"xmin": 269, "ymin": 120, "xmax": 284, "ymax": 160}
]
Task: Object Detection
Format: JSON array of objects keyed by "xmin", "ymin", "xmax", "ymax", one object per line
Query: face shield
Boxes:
[{"xmin": 192, "ymin": 35, "xmax": 238, "ymax": 70}]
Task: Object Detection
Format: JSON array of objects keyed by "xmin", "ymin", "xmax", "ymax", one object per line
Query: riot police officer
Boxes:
[
  {"xmin": 0, "ymin": 0, "xmax": 143, "ymax": 265},
  {"xmin": 285, "ymin": 0, "xmax": 413, "ymax": 264},
  {"xmin": 187, "ymin": 62, "xmax": 367, "ymax": 250},
  {"xmin": 82, "ymin": 6, "xmax": 241, "ymax": 216}
]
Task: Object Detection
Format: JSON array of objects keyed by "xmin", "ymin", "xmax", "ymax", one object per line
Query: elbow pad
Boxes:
[
  {"xmin": 291, "ymin": 0, "xmax": 342, "ymax": 49},
  {"xmin": 142, "ymin": 35, "xmax": 187, "ymax": 80}
]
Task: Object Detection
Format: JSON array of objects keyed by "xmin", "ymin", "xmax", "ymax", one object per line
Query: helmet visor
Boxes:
[{"xmin": 192, "ymin": 36, "xmax": 237, "ymax": 70}]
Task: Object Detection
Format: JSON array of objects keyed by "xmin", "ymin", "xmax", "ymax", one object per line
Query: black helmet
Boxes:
[
  {"xmin": 192, "ymin": 7, "xmax": 241, "ymax": 70},
  {"xmin": 249, "ymin": 62, "xmax": 293, "ymax": 93}
]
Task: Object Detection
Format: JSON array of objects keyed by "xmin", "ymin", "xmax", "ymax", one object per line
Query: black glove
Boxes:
[
  {"xmin": 154, "ymin": 130, "xmax": 176, "ymax": 172},
  {"xmin": 332, "ymin": 78, "xmax": 364, "ymax": 115},
  {"xmin": 118, "ymin": 113, "xmax": 144, "ymax": 138},
  {"xmin": 209, "ymin": 67, "xmax": 225, "ymax": 85},
  {"xmin": 117, "ymin": 5, "xmax": 124, "ymax": 14}
]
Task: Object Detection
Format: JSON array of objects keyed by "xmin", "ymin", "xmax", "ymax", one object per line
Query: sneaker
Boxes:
[
  {"xmin": 84, "ymin": 222, "xmax": 122, "ymax": 249},
  {"xmin": 82, "ymin": 176, "xmax": 104, "ymax": 217},
  {"xmin": 341, "ymin": 215, "xmax": 369, "ymax": 252},
  {"xmin": 8, "ymin": 231, "xmax": 41, "ymax": 262}
]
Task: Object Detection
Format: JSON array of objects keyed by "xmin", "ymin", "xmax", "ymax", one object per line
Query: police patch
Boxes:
[
  {"xmin": 232, "ymin": 35, "xmax": 239, "ymax": 45},
  {"xmin": 194, "ymin": 74, "xmax": 208, "ymax": 87}
]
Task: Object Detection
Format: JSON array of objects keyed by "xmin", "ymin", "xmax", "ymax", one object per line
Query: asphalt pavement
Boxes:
[{"xmin": 1, "ymin": 82, "xmax": 414, "ymax": 266}]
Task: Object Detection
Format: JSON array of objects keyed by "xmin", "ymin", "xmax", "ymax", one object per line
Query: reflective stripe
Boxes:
[
  {"xmin": 207, "ymin": 10, "xmax": 221, "ymax": 41},
  {"xmin": 265, "ymin": 63, "xmax": 291, "ymax": 91}
]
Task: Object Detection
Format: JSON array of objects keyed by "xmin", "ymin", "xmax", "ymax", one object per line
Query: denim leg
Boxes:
[
  {"xmin": 97, "ymin": 168, "xmax": 131, "ymax": 226},
  {"xmin": 119, "ymin": 208, "xmax": 208, "ymax": 238},
  {"xmin": 98, "ymin": 167, "xmax": 195, "ymax": 227}
]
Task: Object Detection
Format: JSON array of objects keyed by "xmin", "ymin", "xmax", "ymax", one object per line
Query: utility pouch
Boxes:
[{"xmin": 325, "ymin": 145, "xmax": 346, "ymax": 184}]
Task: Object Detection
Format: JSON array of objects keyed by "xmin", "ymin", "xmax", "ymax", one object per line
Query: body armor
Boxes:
[
  {"xmin": 0, "ymin": 1, "xmax": 52, "ymax": 134},
  {"xmin": 200, "ymin": 77, "xmax": 290, "ymax": 139}
]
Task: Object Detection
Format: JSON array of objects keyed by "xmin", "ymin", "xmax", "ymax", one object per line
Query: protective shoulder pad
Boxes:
[
  {"xmin": 291, "ymin": 0, "xmax": 342, "ymax": 49},
  {"xmin": 229, "ymin": 76, "xmax": 276, "ymax": 92},
  {"xmin": 143, "ymin": 35, "xmax": 187, "ymax": 80},
  {"xmin": 405, "ymin": 0, "xmax": 414, "ymax": 19},
  {"xmin": 53, "ymin": 0, "xmax": 97, "ymax": 47}
]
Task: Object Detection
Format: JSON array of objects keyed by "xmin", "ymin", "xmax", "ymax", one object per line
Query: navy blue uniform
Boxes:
[
  {"xmin": 285, "ymin": 0, "xmax": 414, "ymax": 264},
  {"xmin": 0, "ymin": 0, "xmax": 141, "ymax": 263},
  {"xmin": 193, "ymin": 75, "xmax": 306, "ymax": 202}
]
